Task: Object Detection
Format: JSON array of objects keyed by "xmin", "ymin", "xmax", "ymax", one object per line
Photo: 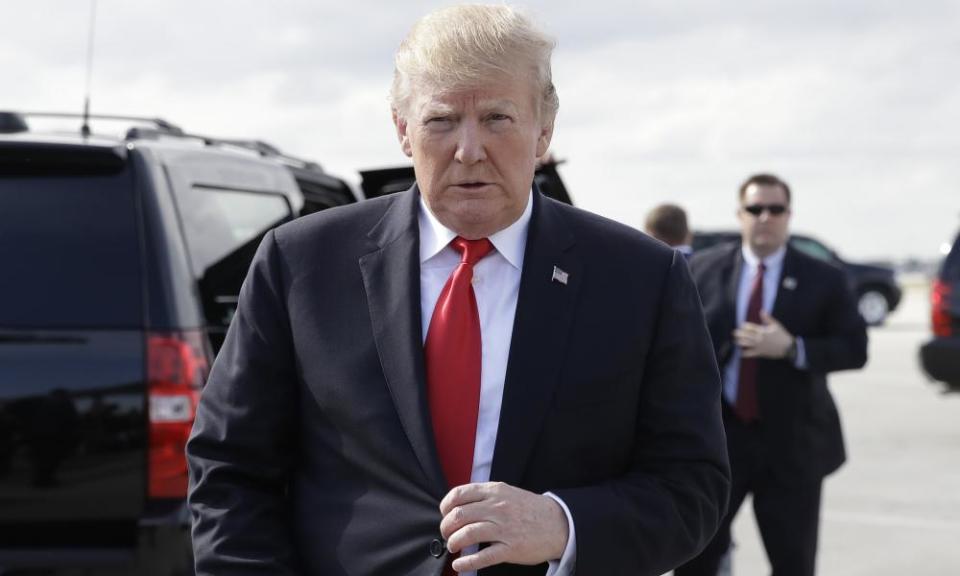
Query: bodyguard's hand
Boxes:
[
  {"xmin": 734, "ymin": 310, "xmax": 794, "ymax": 359},
  {"xmin": 439, "ymin": 481, "xmax": 569, "ymax": 573}
]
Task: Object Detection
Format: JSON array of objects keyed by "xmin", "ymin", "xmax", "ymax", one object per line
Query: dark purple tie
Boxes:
[{"xmin": 736, "ymin": 262, "xmax": 765, "ymax": 422}]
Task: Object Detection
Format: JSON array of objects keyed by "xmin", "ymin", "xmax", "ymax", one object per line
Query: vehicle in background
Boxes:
[
  {"xmin": 692, "ymin": 231, "xmax": 902, "ymax": 326},
  {"xmin": 919, "ymin": 229, "xmax": 960, "ymax": 389},
  {"xmin": 359, "ymin": 155, "xmax": 573, "ymax": 206},
  {"xmin": 0, "ymin": 111, "xmax": 355, "ymax": 575}
]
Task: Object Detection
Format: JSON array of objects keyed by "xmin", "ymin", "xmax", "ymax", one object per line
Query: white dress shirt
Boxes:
[
  {"xmin": 419, "ymin": 191, "xmax": 576, "ymax": 576},
  {"xmin": 722, "ymin": 244, "xmax": 808, "ymax": 405}
]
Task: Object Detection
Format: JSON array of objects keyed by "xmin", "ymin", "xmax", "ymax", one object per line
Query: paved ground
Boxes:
[{"xmin": 721, "ymin": 282, "xmax": 960, "ymax": 574}]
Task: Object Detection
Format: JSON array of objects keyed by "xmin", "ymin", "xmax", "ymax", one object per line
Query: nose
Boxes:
[{"xmin": 454, "ymin": 121, "xmax": 487, "ymax": 165}]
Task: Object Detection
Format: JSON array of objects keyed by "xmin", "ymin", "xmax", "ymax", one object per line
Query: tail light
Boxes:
[
  {"xmin": 931, "ymin": 280, "xmax": 952, "ymax": 337},
  {"xmin": 147, "ymin": 331, "xmax": 209, "ymax": 499}
]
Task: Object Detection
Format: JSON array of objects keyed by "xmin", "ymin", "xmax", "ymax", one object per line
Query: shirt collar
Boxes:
[
  {"xmin": 418, "ymin": 190, "xmax": 532, "ymax": 271},
  {"xmin": 741, "ymin": 242, "xmax": 787, "ymax": 270}
]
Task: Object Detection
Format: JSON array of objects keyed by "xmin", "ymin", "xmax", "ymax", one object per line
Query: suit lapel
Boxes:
[
  {"xmin": 725, "ymin": 245, "xmax": 743, "ymax": 323},
  {"xmin": 358, "ymin": 187, "xmax": 446, "ymax": 498},
  {"xmin": 772, "ymin": 246, "xmax": 800, "ymax": 327},
  {"xmin": 490, "ymin": 193, "xmax": 581, "ymax": 486},
  {"xmin": 717, "ymin": 245, "xmax": 743, "ymax": 365}
]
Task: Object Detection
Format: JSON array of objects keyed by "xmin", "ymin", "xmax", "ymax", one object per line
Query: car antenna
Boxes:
[{"xmin": 80, "ymin": 0, "xmax": 98, "ymax": 138}]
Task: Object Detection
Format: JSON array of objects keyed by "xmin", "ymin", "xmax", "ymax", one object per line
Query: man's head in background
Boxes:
[
  {"xmin": 645, "ymin": 203, "xmax": 691, "ymax": 250},
  {"xmin": 737, "ymin": 173, "xmax": 792, "ymax": 258}
]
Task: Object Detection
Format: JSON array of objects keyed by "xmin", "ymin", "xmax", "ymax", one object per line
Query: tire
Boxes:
[{"xmin": 858, "ymin": 289, "xmax": 890, "ymax": 326}]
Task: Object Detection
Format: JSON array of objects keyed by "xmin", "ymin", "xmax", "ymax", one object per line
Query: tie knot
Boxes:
[
  {"xmin": 757, "ymin": 261, "xmax": 767, "ymax": 274},
  {"xmin": 451, "ymin": 236, "xmax": 493, "ymax": 266}
]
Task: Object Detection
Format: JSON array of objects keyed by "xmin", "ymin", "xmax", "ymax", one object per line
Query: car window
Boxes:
[
  {"xmin": 171, "ymin": 185, "xmax": 293, "ymax": 352},
  {"xmin": 175, "ymin": 185, "xmax": 292, "ymax": 278},
  {"xmin": 790, "ymin": 237, "xmax": 835, "ymax": 262},
  {"xmin": 942, "ymin": 233, "xmax": 960, "ymax": 282},
  {"xmin": 0, "ymin": 170, "xmax": 142, "ymax": 328}
]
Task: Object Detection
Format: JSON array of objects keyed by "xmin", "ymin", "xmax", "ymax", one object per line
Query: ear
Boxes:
[
  {"xmin": 535, "ymin": 119, "xmax": 554, "ymax": 159},
  {"xmin": 392, "ymin": 108, "xmax": 414, "ymax": 158}
]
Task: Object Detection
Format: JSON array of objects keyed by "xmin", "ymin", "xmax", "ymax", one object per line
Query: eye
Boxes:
[
  {"xmin": 422, "ymin": 116, "xmax": 455, "ymax": 133},
  {"xmin": 487, "ymin": 113, "xmax": 512, "ymax": 123}
]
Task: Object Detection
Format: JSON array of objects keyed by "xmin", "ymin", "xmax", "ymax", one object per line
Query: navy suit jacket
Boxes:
[
  {"xmin": 689, "ymin": 242, "xmax": 868, "ymax": 481},
  {"xmin": 187, "ymin": 187, "xmax": 730, "ymax": 576}
]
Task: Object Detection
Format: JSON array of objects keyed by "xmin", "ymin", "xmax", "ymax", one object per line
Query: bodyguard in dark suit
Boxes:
[
  {"xmin": 676, "ymin": 174, "xmax": 868, "ymax": 576},
  {"xmin": 187, "ymin": 5, "xmax": 729, "ymax": 575}
]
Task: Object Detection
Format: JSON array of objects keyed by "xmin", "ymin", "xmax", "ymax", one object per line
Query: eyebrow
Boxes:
[
  {"xmin": 477, "ymin": 99, "xmax": 519, "ymax": 112},
  {"xmin": 418, "ymin": 98, "xmax": 520, "ymax": 118}
]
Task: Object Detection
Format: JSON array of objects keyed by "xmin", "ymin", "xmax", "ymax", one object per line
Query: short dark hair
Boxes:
[
  {"xmin": 738, "ymin": 173, "xmax": 791, "ymax": 204},
  {"xmin": 644, "ymin": 203, "xmax": 690, "ymax": 247}
]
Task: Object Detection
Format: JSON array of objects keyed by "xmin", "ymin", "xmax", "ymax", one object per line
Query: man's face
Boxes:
[
  {"xmin": 393, "ymin": 72, "xmax": 553, "ymax": 239},
  {"xmin": 738, "ymin": 183, "xmax": 791, "ymax": 257}
]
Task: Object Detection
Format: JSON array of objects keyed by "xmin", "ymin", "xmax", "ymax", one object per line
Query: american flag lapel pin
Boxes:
[
  {"xmin": 551, "ymin": 266, "xmax": 569, "ymax": 285},
  {"xmin": 782, "ymin": 276, "xmax": 798, "ymax": 290}
]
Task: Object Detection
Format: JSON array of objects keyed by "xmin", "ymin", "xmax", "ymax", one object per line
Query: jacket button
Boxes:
[{"xmin": 429, "ymin": 538, "xmax": 446, "ymax": 558}]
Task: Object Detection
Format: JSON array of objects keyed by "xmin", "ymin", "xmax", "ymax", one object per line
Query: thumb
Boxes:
[{"xmin": 760, "ymin": 310, "xmax": 777, "ymax": 325}]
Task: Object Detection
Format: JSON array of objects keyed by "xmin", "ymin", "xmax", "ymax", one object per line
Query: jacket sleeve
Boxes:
[
  {"xmin": 186, "ymin": 229, "xmax": 302, "ymax": 575},
  {"xmin": 801, "ymin": 265, "xmax": 869, "ymax": 373},
  {"xmin": 553, "ymin": 251, "xmax": 731, "ymax": 576}
]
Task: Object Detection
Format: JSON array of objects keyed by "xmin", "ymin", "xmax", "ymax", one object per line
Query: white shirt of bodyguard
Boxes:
[
  {"xmin": 419, "ymin": 191, "xmax": 576, "ymax": 576},
  {"xmin": 722, "ymin": 244, "xmax": 808, "ymax": 405}
]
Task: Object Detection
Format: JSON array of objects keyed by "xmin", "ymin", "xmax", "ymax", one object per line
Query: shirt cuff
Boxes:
[
  {"xmin": 543, "ymin": 492, "xmax": 576, "ymax": 576},
  {"xmin": 793, "ymin": 336, "xmax": 808, "ymax": 370}
]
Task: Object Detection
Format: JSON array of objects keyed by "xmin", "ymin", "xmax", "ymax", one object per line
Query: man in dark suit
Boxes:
[
  {"xmin": 187, "ymin": 5, "xmax": 729, "ymax": 575},
  {"xmin": 676, "ymin": 173, "xmax": 868, "ymax": 576}
]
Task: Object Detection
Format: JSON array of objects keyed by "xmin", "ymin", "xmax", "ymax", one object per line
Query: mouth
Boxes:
[{"xmin": 452, "ymin": 181, "xmax": 492, "ymax": 190}]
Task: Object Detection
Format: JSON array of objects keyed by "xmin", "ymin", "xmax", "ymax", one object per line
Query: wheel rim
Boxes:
[{"xmin": 858, "ymin": 291, "xmax": 889, "ymax": 325}]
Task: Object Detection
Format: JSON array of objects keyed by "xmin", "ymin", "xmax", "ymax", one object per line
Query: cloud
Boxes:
[{"xmin": 2, "ymin": 0, "xmax": 958, "ymax": 259}]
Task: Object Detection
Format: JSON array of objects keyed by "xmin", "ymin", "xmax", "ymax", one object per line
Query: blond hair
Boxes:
[{"xmin": 390, "ymin": 4, "xmax": 558, "ymax": 121}]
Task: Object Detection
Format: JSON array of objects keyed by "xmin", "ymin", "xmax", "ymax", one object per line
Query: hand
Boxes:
[
  {"xmin": 439, "ymin": 481, "xmax": 569, "ymax": 573},
  {"xmin": 733, "ymin": 310, "xmax": 794, "ymax": 359}
]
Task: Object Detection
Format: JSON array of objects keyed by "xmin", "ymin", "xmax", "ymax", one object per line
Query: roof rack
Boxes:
[
  {"xmin": 18, "ymin": 111, "xmax": 184, "ymax": 135},
  {"xmin": 216, "ymin": 138, "xmax": 324, "ymax": 171},
  {"xmin": 6, "ymin": 110, "xmax": 329, "ymax": 176}
]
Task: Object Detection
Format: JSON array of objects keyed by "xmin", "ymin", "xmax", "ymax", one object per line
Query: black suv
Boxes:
[
  {"xmin": 920, "ymin": 229, "xmax": 960, "ymax": 389},
  {"xmin": 358, "ymin": 155, "xmax": 573, "ymax": 206},
  {"xmin": 692, "ymin": 231, "xmax": 903, "ymax": 326},
  {"xmin": 0, "ymin": 111, "xmax": 356, "ymax": 575}
]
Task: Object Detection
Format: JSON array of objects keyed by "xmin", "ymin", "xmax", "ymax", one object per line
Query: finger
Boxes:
[
  {"xmin": 735, "ymin": 325, "xmax": 761, "ymax": 340},
  {"xmin": 741, "ymin": 348, "xmax": 759, "ymax": 358},
  {"xmin": 760, "ymin": 310, "xmax": 779, "ymax": 326},
  {"xmin": 440, "ymin": 483, "xmax": 489, "ymax": 516},
  {"xmin": 452, "ymin": 541, "xmax": 509, "ymax": 573},
  {"xmin": 733, "ymin": 328, "xmax": 753, "ymax": 340},
  {"xmin": 734, "ymin": 334, "xmax": 754, "ymax": 348},
  {"xmin": 446, "ymin": 520, "xmax": 499, "ymax": 554},
  {"xmin": 440, "ymin": 501, "xmax": 486, "ymax": 540}
]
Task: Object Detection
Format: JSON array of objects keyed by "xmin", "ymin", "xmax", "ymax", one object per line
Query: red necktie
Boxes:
[
  {"xmin": 736, "ymin": 262, "xmax": 765, "ymax": 422},
  {"xmin": 425, "ymin": 236, "xmax": 493, "ymax": 490}
]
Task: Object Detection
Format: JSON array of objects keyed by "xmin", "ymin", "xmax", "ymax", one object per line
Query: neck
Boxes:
[{"xmin": 746, "ymin": 243, "xmax": 785, "ymax": 261}]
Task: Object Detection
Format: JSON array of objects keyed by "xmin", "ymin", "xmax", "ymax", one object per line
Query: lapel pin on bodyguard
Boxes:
[
  {"xmin": 551, "ymin": 266, "xmax": 569, "ymax": 285},
  {"xmin": 782, "ymin": 276, "xmax": 798, "ymax": 290}
]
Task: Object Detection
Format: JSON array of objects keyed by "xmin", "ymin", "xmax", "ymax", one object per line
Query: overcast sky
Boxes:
[{"xmin": 4, "ymin": 0, "xmax": 959, "ymax": 260}]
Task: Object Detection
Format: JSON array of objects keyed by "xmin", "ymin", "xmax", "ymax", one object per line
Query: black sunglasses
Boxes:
[{"xmin": 743, "ymin": 204, "xmax": 788, "ymax": 216}]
